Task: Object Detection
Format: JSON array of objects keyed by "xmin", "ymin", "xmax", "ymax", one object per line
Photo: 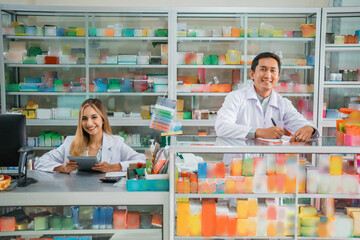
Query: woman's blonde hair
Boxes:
[{"xmin": 70, "ymin": 98, "xmax": 112, "ymax": 156}]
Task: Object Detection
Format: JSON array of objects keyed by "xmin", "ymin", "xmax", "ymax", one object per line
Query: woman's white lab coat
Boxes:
[
  {"xmin": 35, "ymin": 133, "xmax": 145, "ymax": 172},
  {"xmin": 215, "ymin": 85, "xmax": 319, "ymax": 139}
]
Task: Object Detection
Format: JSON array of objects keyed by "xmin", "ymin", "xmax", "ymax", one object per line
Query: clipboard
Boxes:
[{"xmin": 68, "ymin": 156, "xmax": 99, "ymax": 172}]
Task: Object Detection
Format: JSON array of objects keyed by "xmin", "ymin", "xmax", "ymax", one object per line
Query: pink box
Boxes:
[{"xmin": 284, "ymin": 30, "xmax": 293, "ymax": 37}]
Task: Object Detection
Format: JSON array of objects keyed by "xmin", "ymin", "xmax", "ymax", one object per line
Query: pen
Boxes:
[{"xmin": 271, "ymin": 118, "xmax": 277, "ymax": 126}]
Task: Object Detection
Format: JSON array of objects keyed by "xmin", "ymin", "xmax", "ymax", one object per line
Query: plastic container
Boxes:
[
  {"xmin": 126, "ymin": 179, "xmax": 169, "ymax": 191},
  {"xmin": 134, "ymin": 80, "xmax": 148, "ymax": 92}
]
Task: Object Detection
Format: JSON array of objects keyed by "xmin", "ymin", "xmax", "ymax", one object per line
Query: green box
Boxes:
[
  {"xmin": 203, "ymin": 56, "xmax": 211, "ymax": 65},
  {"xmin": 34, "ymin": 216, "xmax": 48, "ymax": 231},
  {"xmin": 5, "ymin": 83, "xmax": 19, "ymax": 92},
  {"xmin": 88, "ymin": 27, "xmax": 97, "ymax": 37},
  {"xmin": 49, "ymin": 215, "xmax": 62, "ymax": 230},
  {"xmin": 183, "ymin": 111, "xmax": 192, "ymax": 119},
  {"xmin": 242, "ymin": 157, "xmax": 254, "ymax": 176},
  {"xmin": 156, "ymin": 29, "xmax": 168, "ymax": 37},
  {"xmin": 210, "ymin": 55, "xmax": 218, "ymax": 65},
  {"xmin": 66, "ymin": 27, "xmax": 77, "ymax": 36}
]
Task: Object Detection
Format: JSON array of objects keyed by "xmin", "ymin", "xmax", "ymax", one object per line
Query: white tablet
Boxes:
[{"xmin": 68, "ymin": 156, "xmax": 100, "ymax": 172}]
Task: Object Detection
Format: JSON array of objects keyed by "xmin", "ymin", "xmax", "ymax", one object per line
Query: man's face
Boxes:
[{"xmin": 249, "ymin": 57, "xmax": 280, "ymax": 98}]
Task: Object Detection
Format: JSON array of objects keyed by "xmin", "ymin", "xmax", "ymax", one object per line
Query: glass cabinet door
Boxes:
[
  {"xmin": 0, "ymin": 205, "xmax": 163, "ymax": 239},
  {"xmin": 319, "ymin": 8, "xmax": 360, "ymax": 137}
]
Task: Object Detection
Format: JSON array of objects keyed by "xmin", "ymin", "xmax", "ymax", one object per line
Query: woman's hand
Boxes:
[
  {"xmin": 53, "ymin": 160, "xmax": 78, "ymax": 173},
  {"xmin": 92, "ymin": 162, "xmax": 122, "ymax": 172}
]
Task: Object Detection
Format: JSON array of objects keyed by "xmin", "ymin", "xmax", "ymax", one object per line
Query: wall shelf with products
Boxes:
[
  {"xmin": 0, "ymin": 5, "xmax": 170, "ymax": 154},
  {"xmin": 174, "ymin": 8, "xmax": 321, "ymax": 135},
  {"xmin": 318, "ymin": 7, "xmax": 360, "ymax": 137}
]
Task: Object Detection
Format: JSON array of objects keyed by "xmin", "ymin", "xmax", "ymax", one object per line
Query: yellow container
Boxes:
[
  {"xmin": 76, "ymin": 27, "xmax": 85, "ymax": 36},
  {"xmin": 301, "ymin": 216, "xmax": 320, "ymax": 227},
  {"xmin": 248, "ymin": 218, "xmax": 257, "ymax": 236},
  {"xmin": 329, "ymin": 155, "xmax": 343, "ymax": 175},
  {"xmin": 237, "ymin": 200, "xmax": 248, "ymax": 219},
  {"xmin": 177, "ymin": 202, "xmax": 190, "ymax": 236},
  {"xmin": 248, "ymin": 198, "xmax": 258, "ymax": 218},
  {"xmin": 273, "ymin": 29, "xmax": 284, "ymax": 37},
  {"xmin": 301, "ymin": 226, "xmax": 318, "ymax": 237},
  {"xmin": 225, "ymin": 50, "xmax": 241, "ymax": 65},
  {"xmin": 300, "ymin": 206, "xmax": 317, "ymax": 217},
  {"xmin": 237, "ymin": 219, "xmax": 248, "ymax": 236},
  {"xmin": 189, "ymin": 213, "xmax": 201, "ymax": 236}
]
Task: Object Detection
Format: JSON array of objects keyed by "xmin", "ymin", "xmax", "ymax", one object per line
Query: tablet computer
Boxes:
[{"xmin": 67, "ymin": 156, "xmax": 99, "ymax": 172}]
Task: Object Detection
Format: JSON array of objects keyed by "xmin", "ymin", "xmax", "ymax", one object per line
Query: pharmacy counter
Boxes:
[{"xmin": 0, "ymin": 171, "xmax": 169, "ymax": 240}]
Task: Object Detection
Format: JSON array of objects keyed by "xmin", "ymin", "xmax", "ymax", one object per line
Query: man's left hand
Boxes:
[{"xmin": 290, "ymin": 126, "xmax": 314, "ymax": 142}]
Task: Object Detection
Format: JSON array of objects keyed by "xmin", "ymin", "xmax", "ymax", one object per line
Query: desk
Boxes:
[{"xmin": 0, "ymin": 171, "xmax": 169, "ymax": 240}]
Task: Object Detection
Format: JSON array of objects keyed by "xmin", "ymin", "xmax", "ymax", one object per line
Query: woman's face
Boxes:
[{"xmin": 81, "ymin": 106, "xmax": 104, "ymax": 137}]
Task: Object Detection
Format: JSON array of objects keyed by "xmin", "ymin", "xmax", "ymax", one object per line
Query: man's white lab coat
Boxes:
[{"xmin": 215, "ymin": 85, "xmax": 319, "ymax": 139}]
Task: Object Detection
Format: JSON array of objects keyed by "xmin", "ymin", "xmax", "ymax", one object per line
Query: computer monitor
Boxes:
[
  {"xmin": 0, "ymin": 114, "xmax": 36, "ymax": 187},
  {"xmin": 0, "ymin": 114, "xmax": 26, "ymax": 167}
]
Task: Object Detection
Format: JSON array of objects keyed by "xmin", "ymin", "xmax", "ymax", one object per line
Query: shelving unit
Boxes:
[
  {"xmin": 169, "ymin": 137, "xmax": 360, "ymax": 240},
  {"xmin": 174, "ymin": 8, "xmax": 321, "ymax": 132},
  {"xmin": 318, "ymin": 7, "xmax": 360, "ymax": 136},
  {"xmin": 0, "ymin": 5, "xmax": 171, "ymax": 153}
]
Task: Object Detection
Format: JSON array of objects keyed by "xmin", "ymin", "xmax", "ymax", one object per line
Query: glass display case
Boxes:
[
  {"xmin": 0, "ymin": 171, "xmax": 169, "ymax": 240},
  {"xmin": 318, "ymin": 7, "xmax": 360, "ymax": 136},
  {"xmin": 169, "ymin": 136, "xmax": 360, "ymax": 239}
]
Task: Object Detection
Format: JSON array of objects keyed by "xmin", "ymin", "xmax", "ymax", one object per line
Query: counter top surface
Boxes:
[{"xmin": 0, "ymin": 171, "xmax": 169, "ymax": 206}]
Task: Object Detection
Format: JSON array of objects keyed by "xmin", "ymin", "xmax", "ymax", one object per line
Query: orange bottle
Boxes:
[
  {"xmin": 202, "ymin": 199, "xmax": 216, "ymax": 237},
  {"xmin": 318, "ymin": 216, "xmax": 329, "ymax": 237},
  {"xmin": 267, "ymin": 174, "xmax": 277, "ymax": 193},
  {"xmin": 267, "ymin": 204, "xmax": 277, "ymax": 220},
  {"xmin": 285, "ymin": 175, "xmax": 296, "ymax": 193},
  {"xmin": 216, "ymin": 214, "xmax": 228, "ymax": 236},
  {"xmin": 276, "ymin": 174, "xmax": 286, "ymax": 193},
  {"xmin": 267, "ymin": 220, "xmax": 276, "ymax": 237},
  {"xmin": 228, "ymin": 211, "xmax": 237, "ymax": 237}
]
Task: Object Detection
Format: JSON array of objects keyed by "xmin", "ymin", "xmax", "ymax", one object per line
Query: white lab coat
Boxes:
[
  {"xmin": 35, "ymin": 133, "xmax": 145, "ymax": 172},
  {"xmin": 215, "ymin": 85, "xmax": 319, "ymax": 139}
]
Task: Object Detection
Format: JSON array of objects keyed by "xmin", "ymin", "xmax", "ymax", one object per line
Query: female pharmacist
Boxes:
[{"xmin": 35, "ymin": 98, "xmax": 145, "ymax": 173}]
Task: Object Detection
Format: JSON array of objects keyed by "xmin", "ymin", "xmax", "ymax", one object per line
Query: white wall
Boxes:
[{"xmin": 1, "ymin": 0, "xmax": 329, "ymax": 8}]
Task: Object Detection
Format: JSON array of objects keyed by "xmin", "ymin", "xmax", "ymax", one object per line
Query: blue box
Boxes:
[
  {"xmin": 126, "ymin": 179, "xmax": 169, "ymax": 191},
  {"xmin": 56, "ymin": 28, "xmax": 65, "ymax": 36}
]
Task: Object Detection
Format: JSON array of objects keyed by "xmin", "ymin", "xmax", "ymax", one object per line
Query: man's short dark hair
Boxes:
[{"xmin": 251, "ymin": 52, "xmax": 281, "ymax": 74}]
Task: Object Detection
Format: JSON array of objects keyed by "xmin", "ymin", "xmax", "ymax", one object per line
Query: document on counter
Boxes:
[
  {"xmin": 105, "ymin": 171, "xmax": 127, "ymax": 177},
  {"xmin": 255, "ymin": 135, "xmax": 291, "ymax": 144}
]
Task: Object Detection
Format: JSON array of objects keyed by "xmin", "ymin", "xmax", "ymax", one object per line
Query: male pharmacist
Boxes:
[{"xmin": 215, "ymin": 52, "xmax": 319, "ymax": 142}]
